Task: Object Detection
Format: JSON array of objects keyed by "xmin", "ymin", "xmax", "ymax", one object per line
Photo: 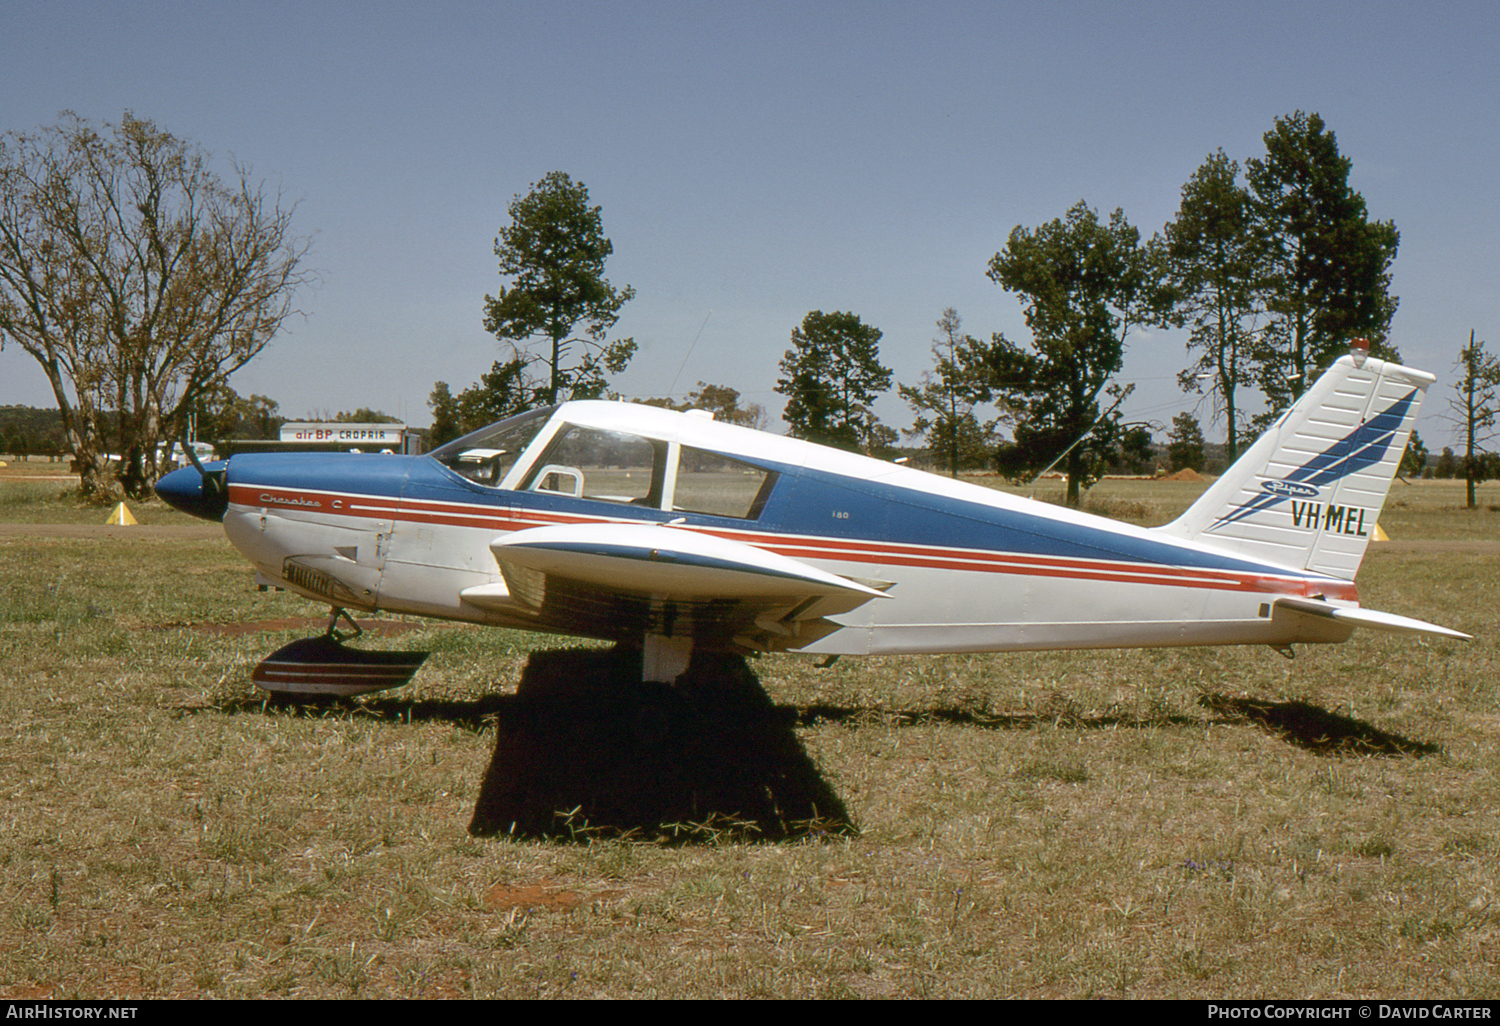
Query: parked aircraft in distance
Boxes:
[{"xmin": 157, "ymin": 346, "xmax": 1468, "ymax": 695}]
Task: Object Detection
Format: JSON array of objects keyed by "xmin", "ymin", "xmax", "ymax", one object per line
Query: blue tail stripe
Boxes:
[{"xmin": 1209, "ymin": 390, "xmax": 1416, "ymax": 531}]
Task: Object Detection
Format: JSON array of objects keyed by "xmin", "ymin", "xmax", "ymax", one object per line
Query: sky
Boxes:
[{"xmin": 3, "ymin": 0, "xmax": 1497, "ymax": 451}]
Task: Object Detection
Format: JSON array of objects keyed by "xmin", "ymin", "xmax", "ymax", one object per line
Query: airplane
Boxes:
[{"xmin": 155, "ymin": 344, "xmax": 1469, "ymax": 696}]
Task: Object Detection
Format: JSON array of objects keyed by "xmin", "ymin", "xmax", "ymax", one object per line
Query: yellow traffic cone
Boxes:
[
  {"xmin": 1373, "ymin": 522, "xmax": 1389, "ymax": 542},
  {"xmin": 107, "ymin": 502, "xmax": 138, "ymax": 526}
]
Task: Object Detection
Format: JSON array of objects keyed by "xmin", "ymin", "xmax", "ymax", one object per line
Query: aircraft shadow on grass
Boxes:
[
  {"xmin": 1197, "ymin": 694, "xmax": 1440, "ymax": 757},
  {"xmin": 190, "ymin": 650, "xmax": 1438, "ymax": 842},
  {"xmin": 793, "ymin": 694, "xmax": 1439, "ymax": 757},
  {"xmin": 203, "ymin": 648, "xmax": 858, "ymax": 843}
]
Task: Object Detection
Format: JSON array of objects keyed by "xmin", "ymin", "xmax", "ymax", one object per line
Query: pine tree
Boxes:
[{"xmin": 776, "ymin": 311, "xmax": 892, "ymax": 453}]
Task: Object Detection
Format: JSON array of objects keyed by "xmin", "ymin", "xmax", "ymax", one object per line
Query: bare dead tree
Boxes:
[{"xmin": 1449, "ymin": 330, "xmax": 1500, "ymax": 509}]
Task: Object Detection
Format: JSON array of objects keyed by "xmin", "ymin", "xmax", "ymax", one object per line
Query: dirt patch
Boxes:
[
  {"xmin": 0, "ymin": 523, "xmax": 223, "ymax": 540},
  {"xmin": 483, "ymin": 882, "xmax": 585, "ymax": 913},
  {"xmin": 158, "ymin": 616, "xmax": 432, "ymax": 636},
  {"xmin": 1163, "ymin": 468, "xmax": 1206, "ymax": 481},
  {"xmin": 0, "ymin": 463, "xmax": 75, "ymax": 477}
]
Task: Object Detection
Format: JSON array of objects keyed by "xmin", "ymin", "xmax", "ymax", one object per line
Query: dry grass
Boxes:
[{"xmin": 0, "ymin": 477, "xmax": 1497, "ymax": 999}]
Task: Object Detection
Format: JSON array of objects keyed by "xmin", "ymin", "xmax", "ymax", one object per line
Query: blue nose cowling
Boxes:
[{"xmin": 155, "ymin": 462, "xmax": 230, "ymax": 522}]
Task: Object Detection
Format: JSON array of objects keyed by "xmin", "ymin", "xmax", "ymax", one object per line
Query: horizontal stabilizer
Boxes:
[{"xmin": 1273, "ymin": 595, "xmax": 1471, "ymax": 641}]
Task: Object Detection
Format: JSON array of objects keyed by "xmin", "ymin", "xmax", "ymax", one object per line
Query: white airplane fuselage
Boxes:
[
  {"xmin": 214, "ymin": 408, "xmax": 1355, "ymax": 657},
  {"xmin": 157, "ymin": 354, "xmax": 1465, "ymax": 688}
]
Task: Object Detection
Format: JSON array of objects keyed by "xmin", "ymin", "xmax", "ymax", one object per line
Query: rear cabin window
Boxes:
[{"xmin": 672, "ymin": 447, "xmax": 776, "ymax": 519}]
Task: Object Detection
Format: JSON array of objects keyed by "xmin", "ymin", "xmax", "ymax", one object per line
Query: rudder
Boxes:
[{"xmin": 1157, "ymin": 354, "xmax": 1433, "ymax": 579}]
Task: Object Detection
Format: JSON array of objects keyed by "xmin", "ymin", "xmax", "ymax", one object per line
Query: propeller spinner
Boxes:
[{"xmin": 155, "ymin": 461, "xmax": 230, "ymax": 522}]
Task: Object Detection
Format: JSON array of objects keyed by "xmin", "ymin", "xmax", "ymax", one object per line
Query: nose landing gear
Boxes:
[{"xmin": 250, "ymin": 606, "xmax": 429, "ymax": 697}]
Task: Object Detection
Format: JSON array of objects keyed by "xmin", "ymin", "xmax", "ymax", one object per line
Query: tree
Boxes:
[
  {"xmin": 332, "ymin": 408, "xmax": 401, "ymax": 424},
  {"xmin": 1245, "ymin": 112, "xmax": 1399, "ymax": 421},
  {"xmin": 0, "ymin": 406, "xmax": 65, "ymax": 459},
  {"xmin": 1, "ymin": 423, "xmax": 24, "ymax": 460},
  {"xmin": 1164, "ymin": 150, "xmax": 1259, "ymax": 461},
  {"xmin": 0, "ymin": 112, "xmax": 310, "ymax": 499},
  {"xmin": 1400, "ymin": 428, "xmax": 1428, "ymax": 479},
  {"xmin": 983, "ymin": 202, "xmax": 1170, "ymax": 505},
  {"xmin": 899, "ymin": 308, "xmax": 1005, "ymax": 476},
  {"xmin": 1449, "ymin": 331, "xmax": 1500, "ymax": 508},
  {"xmin": 429, "ymin": 354, "xmax": 531, "ymax": 445},
  {"xmin": 482, "ymin": 171, "xmax": 635, "ymax": 405},
  {"xmin": 187, "ymin": 382, "xmax": 283, "ymax": 442},
  {"xmin": 1103, "ymin": 423, "xmax": 1156, "ymax": 475},
  {"xmin": 640, "ymin": 382, "xmax": 767, "ymax": 430},
  {"xmin": 775, "ymin": 311, "xmax": 892, "ymax": 453},
  {"xmin": 1166, "ymin": 412, "xmax": 1206, "ymax": 473},
  {"xmin": 688, "ymin": 382, "xmax": 768, "ymax": 431},
  {"xmin": 427, "ymin": 382, "xmax": 461, "ymax": 448}
]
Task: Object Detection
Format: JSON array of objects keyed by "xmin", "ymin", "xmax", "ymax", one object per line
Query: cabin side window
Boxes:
[
  {"xmin": 672, "ymin": 447, "xmax": 776, "ymax": 519},
  {"xmin": 519, "ymin": 425, "xmax": 666, "ymax": 506}
]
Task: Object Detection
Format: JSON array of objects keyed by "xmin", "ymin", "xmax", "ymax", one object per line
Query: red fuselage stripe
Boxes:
[{"xmin": 230, "ymin": 483, "xmax": 1360, "ymax": 602}]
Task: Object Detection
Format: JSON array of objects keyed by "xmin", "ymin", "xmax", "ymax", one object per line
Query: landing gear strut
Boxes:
[
  {"xmin": 325, "ymin": 606, "xmax": 364, "ymax": 642},
  {"xmin": 642, "ymin": 633, "xmax": 694, "ymax": 683}
]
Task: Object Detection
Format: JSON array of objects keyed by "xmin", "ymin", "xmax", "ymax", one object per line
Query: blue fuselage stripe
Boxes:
[{"xmin": 227, "ymin": 450, "xmax": 1334, "ymax": 584}]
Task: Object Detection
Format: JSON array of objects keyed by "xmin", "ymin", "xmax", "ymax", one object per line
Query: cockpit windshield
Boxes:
[{"xmin": 429, "ymin": 406, "xmax": 556, "ymax": 487}]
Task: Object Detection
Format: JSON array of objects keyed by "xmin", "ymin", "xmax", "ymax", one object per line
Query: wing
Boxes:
[{"xmin": 459, "ymin": 522, "xmax": 891, "ymax": 651}]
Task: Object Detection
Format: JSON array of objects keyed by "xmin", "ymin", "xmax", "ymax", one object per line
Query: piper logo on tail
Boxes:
[{"xmin": 1260, "ymin": 480, "xmax": 1320, "ymax": 499}]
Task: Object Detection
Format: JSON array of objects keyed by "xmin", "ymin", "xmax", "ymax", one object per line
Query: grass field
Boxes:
[{"xmin": 1, "ymin": 466, "xmax": 1497, "ymax": 998}]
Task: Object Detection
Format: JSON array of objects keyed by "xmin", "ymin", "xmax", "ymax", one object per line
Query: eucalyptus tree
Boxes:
[
  {"xmin": 1450, "ymin": 331, "xmax": 1500, "ymax": 509},
  {"xmin": 1164, "ymin": 149, "xmax": 1259, "ymax": 460},
  {"xmin": 1167, "ymin": 412, "xmax": 1207, "ymax": 473},
  {"xmin": 0, "ymin": 112, "xmax": 310, "ymax": 498},
  {"xmin": 429, "ymin": 354, "xmax": 530, "ymax": 444},
  {"xmin": 776, "ymin": 310, "xmax": 892, "ymax": 453},
  {"xmin": 427, "ymin": 382, "xmax": 462, "ymax": 448},
  {"xmin": 641, "ymin": 382, "xmax": 768, "ymax": 430},
  {"xmin": 984, "ymin": 202, "xmax": 1172, "ymax": 506},
  {"xmin": 899, "ymin": 308, "xmax": 1003, "ymax": 476}
]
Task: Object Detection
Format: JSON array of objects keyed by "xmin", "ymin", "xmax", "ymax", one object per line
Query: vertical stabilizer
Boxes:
[{"xmin": 1157, "ymin": 355, "xmax": 1433, "ymax": 579}]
